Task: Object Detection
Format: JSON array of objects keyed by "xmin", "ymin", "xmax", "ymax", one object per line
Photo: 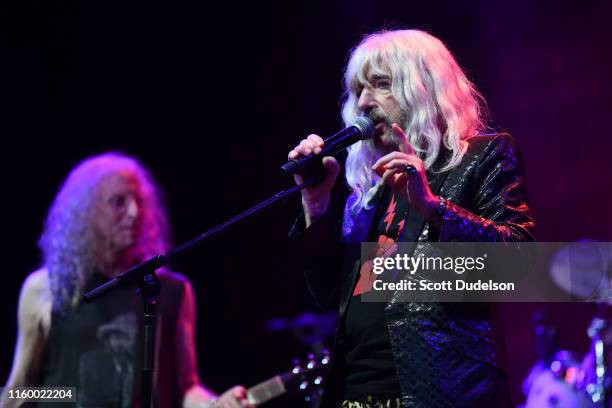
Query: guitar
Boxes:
[{"xmin": 245, "ymin": 351, "xmax": 330, "ymax": 406}]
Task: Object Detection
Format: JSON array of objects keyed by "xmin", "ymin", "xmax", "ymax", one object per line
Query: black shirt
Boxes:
[
  {"xmin": 37, "ymin": 270, "xmax": 195, "ymax": 407},
  {"xmin": 344, "ymin": 188, "xmax": 407, "ymax": 399},
  {"xmin": 38, "ymin": 273, "xmax": 140, "ymax": 408}
]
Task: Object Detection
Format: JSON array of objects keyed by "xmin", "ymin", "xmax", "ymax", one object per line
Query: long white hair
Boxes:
[
  {"xmin": 341, "ymin": 29, "xmax": 487, "ymax": 212},
  {"xmin": 39, "ymin": 153, "xmax": 170, "ymax": 312}
]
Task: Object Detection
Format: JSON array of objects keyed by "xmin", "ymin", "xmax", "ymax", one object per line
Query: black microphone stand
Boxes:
[{"xmin": 83, "ymin": 173, "xmax": 324, "ymax": 408}]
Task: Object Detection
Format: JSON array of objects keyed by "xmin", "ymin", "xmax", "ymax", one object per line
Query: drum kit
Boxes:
[{"xmin": 523, "ymin": 242, "xmax": 612, "ymax": 407}]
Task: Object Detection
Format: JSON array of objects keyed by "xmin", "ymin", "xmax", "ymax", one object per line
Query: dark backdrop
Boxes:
[{"xmin": 2, "ymin": 0, "xmax": 611, "ymax": 405}]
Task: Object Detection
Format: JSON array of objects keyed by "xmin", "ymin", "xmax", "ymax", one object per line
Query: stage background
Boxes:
[{"xmin": 2, "ymin": 0, "xmax": 611, "ymax": 405}]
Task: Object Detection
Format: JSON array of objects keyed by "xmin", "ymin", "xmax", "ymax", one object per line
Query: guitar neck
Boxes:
[{"xmin": 246, "ymin": 375, "xmax": 287, "ymax": 406}]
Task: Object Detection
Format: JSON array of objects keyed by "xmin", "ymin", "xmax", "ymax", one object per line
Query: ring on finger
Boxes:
[{"xmin": 403, "ymin": 164, "xmax": 416, "ymax": 174}]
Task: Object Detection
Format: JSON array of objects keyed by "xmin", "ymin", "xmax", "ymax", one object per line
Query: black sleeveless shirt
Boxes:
[
  {"xmin": 37, "ymin": 270, "xmax": 196, "ymax": 407},
  {"xmin": 38, "ymin": 273, "xmax": 140, "ymax": 407}
]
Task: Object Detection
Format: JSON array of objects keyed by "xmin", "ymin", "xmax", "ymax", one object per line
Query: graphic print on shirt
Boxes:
[
  {"xmin": 353, "ymin": 193, "xmax": 408, "ymax": 296},
  {"xmin": 77, "ymin": 313, "xmax": 137, "ymax": 408}
]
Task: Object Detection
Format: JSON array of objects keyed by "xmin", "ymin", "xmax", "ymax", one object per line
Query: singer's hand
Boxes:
[
  {"xmin": 371, "ymin": 124, "xmax": 437, "ymax": 220},
  {"xmin": 288, "ymin": 134, "xmax": 340, "ymax": 227}
]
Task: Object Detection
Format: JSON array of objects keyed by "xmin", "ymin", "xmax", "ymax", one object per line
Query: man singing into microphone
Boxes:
[{"xmin": 289, "ymin": 29, "xmax": 535, "ymax": 407}]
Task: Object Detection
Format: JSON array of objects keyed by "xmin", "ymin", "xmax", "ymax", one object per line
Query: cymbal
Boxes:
[{"xmin": 549, "ymin": 242, "xmax": 610, "ymax": 300}]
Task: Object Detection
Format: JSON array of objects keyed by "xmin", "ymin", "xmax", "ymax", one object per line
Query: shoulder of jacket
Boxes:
[
  {"xmin": 467, "ymin": 132, "xmax": 514, "ymax": 148},
  {"xmin": 465, "ymin": 132, "xmax": 520, "ymax": 157}
]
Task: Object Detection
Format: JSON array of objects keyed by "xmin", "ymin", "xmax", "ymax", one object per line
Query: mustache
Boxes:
[{"xmin": 366, "ymin": 109, "xmax": 394, "ymax": 127}]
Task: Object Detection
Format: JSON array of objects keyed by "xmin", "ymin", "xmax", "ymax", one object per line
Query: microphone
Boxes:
[{"xmin": 280, "ymin": 116, "xmax": 375, "ymax": 176}]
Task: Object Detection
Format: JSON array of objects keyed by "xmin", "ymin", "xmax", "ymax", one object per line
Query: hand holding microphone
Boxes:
[
  {"xmin": 287, "ymin": 134, "xmax": 340, "ymax": 227},
  {"xmin": 285, "ymin": 117, "xmax": 374, "ymax": 226}
]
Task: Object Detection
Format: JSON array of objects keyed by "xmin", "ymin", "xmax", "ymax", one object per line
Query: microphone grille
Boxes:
[{"xmin": 353, "ymin": 116, "xmax": 375, "ymax": 140}]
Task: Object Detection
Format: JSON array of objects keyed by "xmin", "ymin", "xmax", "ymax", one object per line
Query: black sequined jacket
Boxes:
[{"xmin": 290, "ymin": 133, "xmax": 535, "ymax": 408}]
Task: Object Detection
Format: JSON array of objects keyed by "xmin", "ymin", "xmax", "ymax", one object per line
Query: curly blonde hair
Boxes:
[{"xmin": 39, "ymin": 153, "xmax": 169, "ymax": 312}]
